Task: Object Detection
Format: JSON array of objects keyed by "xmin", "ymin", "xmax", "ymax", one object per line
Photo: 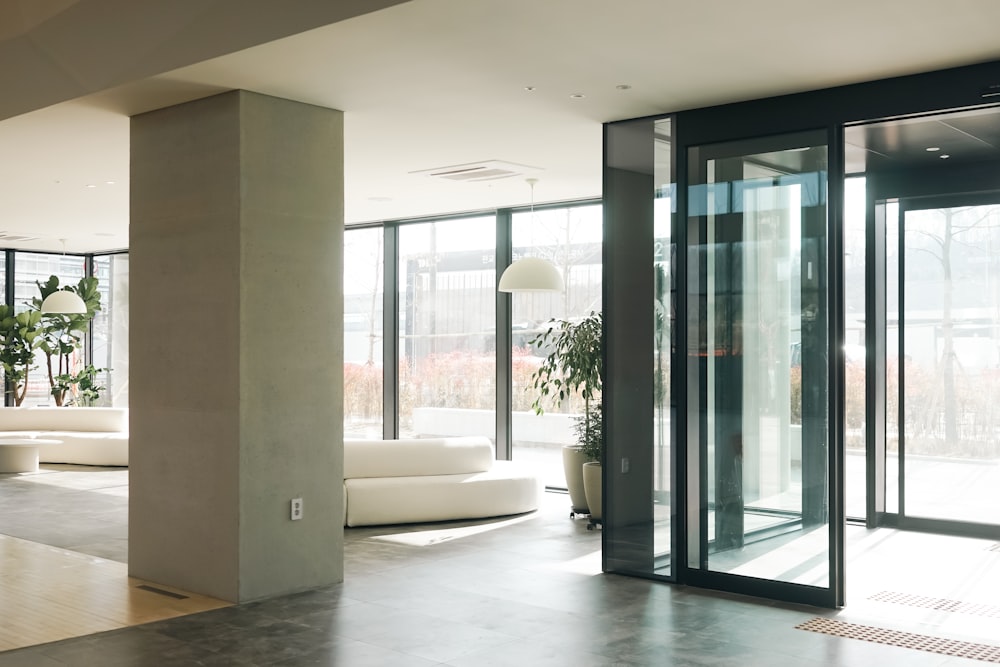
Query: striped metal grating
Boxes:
[
  {"xmin": 796, "ymin": 617, "xmax": 1000, "ymax": 663},
  {"xmin": 135, "ymin": 584, "xmax": 189, "ymax": 600},
  {"xmin": 987, "ymin": 543, "xmax": 1000, "ymax": 553},
  {"xmin": 869, "ymin": 591, "xmax": 1000, "ymax": 618}
]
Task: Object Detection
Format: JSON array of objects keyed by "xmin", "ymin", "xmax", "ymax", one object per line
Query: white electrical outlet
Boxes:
[{"xmin": 290, "ymin": 497, "xmax": 303, "ymax": 520}]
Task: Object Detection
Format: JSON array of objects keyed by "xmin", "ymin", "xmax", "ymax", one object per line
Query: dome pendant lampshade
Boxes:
[
  {"xmin": 498, "ymin": 257, "xmax": 565, "ymax": 292},
  {"xmin": 40, "ymin": 290, "xmax": 87, "ymax": 315},
  {"xmin": 497, "ymin": 177, "xmax": 564, "ymax": 293}
]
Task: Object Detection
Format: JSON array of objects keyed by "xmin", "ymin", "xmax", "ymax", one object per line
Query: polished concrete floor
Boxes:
[{"xmin": 1, "ymin": 465, "xmax": 998, "ymax": 665}]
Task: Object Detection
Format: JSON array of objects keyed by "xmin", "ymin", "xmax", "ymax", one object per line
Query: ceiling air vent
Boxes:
[
  {"xmin": 411, "ymin": 160, "xmax": 542, "ymax": 183},
  {"xmin": 0, "ymin": 232, "xmax": 40, "ymax": 243}
]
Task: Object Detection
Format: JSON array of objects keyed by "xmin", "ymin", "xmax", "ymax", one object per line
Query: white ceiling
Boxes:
[{"xmin": 3, "ymin": 0, "xmax": 1000, "ymax": 253}]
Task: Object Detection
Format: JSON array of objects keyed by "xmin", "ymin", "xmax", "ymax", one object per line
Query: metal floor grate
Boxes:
[
  {"xmin": 869, "ymin": 591, "xmax": 1000, "ymax": 618},
  {"xmin": 796, "ymin": 618, "xmax": 1000, "ymax": 663},
  {"xmin": 135, "ymin": 584, "xmax": 189, "ymax": 600}
]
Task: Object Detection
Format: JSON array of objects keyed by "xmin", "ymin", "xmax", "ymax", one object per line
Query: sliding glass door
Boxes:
[
  {"xmin": 897, "ymin": 196, "xmax": 1000, "ymax": 532},
  {"xmin": 686, "ymin": 130, "xmax": 842, "ymax": 606}
]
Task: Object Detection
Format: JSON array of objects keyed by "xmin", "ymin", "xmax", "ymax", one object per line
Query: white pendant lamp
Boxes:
[
  {"xmin": 498, "ymin": 178, "xmax": 564, "ymax": 293},
  {"xmin": 41, "ymin": 290, "xmax": 86, "ymax": 314},
  {"xmin": 498, "ymin": 256, "xmax": 564, "ymax": 292},
  {"xmin": 40, "ymin": 238, "xmax": 87, "ymax": 314}
]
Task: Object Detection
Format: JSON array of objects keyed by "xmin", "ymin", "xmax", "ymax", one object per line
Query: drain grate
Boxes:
[
  {"xmin": 136, "ymin": 584, "xmax": 189, "ymax": 600},
  {"xmin": 796, "ymin": 618, "xmax": 1000, "ymax": 663},
  {"xmin": 869, "ymin": 591, "xmax": 1000, "ymax": 618}
]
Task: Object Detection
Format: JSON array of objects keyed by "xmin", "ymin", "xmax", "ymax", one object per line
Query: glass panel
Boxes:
[
  {"xmin": 653, "ymin": 118, "xmax": 674, "ymax": 567},
  {"xmin": 843, "ymin": 177, "xmax": 866, "ymax": 519},
  {"xmin": 398, "ymin": 216, "xmax": 496, "ymax": 440},
  {"xmin": 510, "ymin": 204, "xmax": 602, "ymax": 488},
  {"xmin": 344, "ymin": 228, "xmax": 384, "ymax": 438},
  {"xmin": 91, "ymin": 254, "xmax": 129, "ymax": 407},
  {"xmin": 688, "ymin": 135, "xmax": 830, "ymax": 589},
  {"xmin": 14, "ymin": 252, "xmax": 87, "ymax": 406},
  {"xmin": 885, "ymin": 201, "xmax": 900, "ymax": 515},
  {"xmin": 902, "ymin": 203, "xmax": 1000, "ymax": 524}
]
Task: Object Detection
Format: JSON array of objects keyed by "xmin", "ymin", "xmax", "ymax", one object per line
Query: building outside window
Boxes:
[
  {"xmin": 398, "ymin": 216, "xmax": 497, "ymax": 440},
  {"xmin": 343, "ymin": 227, "xmax": 384, "ymax": 438},
  {"xmin": 510, "ymin": 204, "xmax": 602, "ymax": 487}
]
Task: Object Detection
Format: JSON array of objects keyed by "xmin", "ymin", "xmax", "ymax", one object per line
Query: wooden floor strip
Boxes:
[{"xmin": 0, "ymin": 534, "xmax": 230, "ymax": 651}]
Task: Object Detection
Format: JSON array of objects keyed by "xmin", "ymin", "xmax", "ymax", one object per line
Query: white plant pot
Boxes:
[
  {"xmin": 562, "ymin": 445, "xmax": 589, "ymax": 514},
  {"xmin": 582, "ymin": 461, "xmax": 602, "ymax": 521}
]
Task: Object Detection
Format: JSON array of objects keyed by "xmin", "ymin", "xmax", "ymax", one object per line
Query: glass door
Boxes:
[
  {"xmin": 686, "ymin": 130, "xmax": 842, "ymax": 607},
  {"xmin": 898, "ymin": 196, "xmax": 1000, "ymax": 533}
]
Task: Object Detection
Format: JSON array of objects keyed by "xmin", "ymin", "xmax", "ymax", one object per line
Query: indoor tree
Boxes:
[
  {"xmin": 32, "ymin": 275, "xmax": 103, "ymax": 406},
  {"xmin": 0, "ymin": 306, "xmax": 42, "ymax": 406}
]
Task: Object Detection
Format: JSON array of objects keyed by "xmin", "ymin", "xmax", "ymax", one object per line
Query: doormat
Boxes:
[
  {"xmin": 795, "ymin": 617, "xmax": 1000, "ymax": 663},
  {"xmin": 869, "ymin": 591, "xmax": 1000, "ymax": 618}
]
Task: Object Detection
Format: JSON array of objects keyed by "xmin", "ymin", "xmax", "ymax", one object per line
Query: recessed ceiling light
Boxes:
[
  {"xmin": 926, "ymin": 146, "xmax": 941, "ymax": 152},
  {"xmin": 940, "ymin": 154, "xmax": 951, "ymax": 159},
  {"xmin": 616, "ymin": 84, "xmax": 632, "ymax": 91},
  {"xmin": 569, "ymin": 93, "xmax": 585, "ymax": 99},
  {"xmin": 523, "ymin": 86, "xmax": 536, "ymax": 92},
  {"xmin": 85, "ymin": 184, "xmax": 97, "ymax": 188},
  {"xmin": 105, "ymin": 181, "xmax": 116, "ymax": 185}
]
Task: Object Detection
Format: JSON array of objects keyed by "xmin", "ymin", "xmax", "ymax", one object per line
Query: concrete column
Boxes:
[{"xmin": 128, "ymin": 90, "xmax": 344, "ymax": 603}]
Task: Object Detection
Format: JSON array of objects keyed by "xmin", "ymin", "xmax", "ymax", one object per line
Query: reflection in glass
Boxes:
[
  {"xmin": 344, "ymin": 227, "xmax": 385, "ymax": 438},
  {"xmin": 688, "ymin": 138, "xmax": 830, "ymax": 588},
  {"xmin": 398, "ymin": 217, "xmax": 496, "ymax": 440}
]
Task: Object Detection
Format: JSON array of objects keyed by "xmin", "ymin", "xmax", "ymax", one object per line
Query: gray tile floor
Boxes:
[
  {"xmin": 0, "ymin": 464, "xmax": 128, "ymax": 561},
  {"xmin": 1, "ymin": 465, "xmax": 998, "ymax": 666}
]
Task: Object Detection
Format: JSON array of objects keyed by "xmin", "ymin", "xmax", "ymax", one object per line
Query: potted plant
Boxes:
[
  {"xmin": 575, "ymin": 403, "xmax": 603, "ymax": 525},
  {"xmin": 529, "ymin": 311, "xmax": 602, "ymax": 517},
  {"xmin": 70, "ymin": 364, "xmax": 109, "ymax": 406}
]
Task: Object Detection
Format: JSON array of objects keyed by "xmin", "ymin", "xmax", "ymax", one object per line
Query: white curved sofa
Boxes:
[
  {"xmin": 343, "ymin": 436, "xmax": 541, "ymax": 527},
  {"xmin": 0, "ymin": 407, "xmax": 128, "ymax": 467}
]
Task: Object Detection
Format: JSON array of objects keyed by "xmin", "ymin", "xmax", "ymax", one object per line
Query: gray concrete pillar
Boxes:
[{"xmin": 128, "ymin": 90, "xmax": 344, "ymax": 602}]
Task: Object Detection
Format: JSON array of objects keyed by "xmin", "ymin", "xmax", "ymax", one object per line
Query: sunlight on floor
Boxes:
[{"xmin": 370, "ymin": 511, "xmax": 541, "ymax": 547}]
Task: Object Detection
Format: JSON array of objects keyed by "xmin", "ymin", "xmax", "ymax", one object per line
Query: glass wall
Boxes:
[
  {"xmin": 13, "ymin": 252, "xmax": 87, "ymax": 406},
  {"xmin": 343, "ymin": 205, "xmax": 602, "ymax": 482},
  {"xmin": 653, "ymin": 118, "xmax": 674, "ymax": 567},
  {"xmin": 92, "ymin": 254, "xmax": 129, "ymax": 407},
  {"xmin": 843, "ymin": 177, "xmax": 867, "ymax": 519},
  {"xmin": 398, "ymin": 216, "xmax": 497, "ymax": 439},
  {"xmin": 510, "ymin": 204, "xmax": 602, "ymax": 488},
  {"xmin": 343, "ymin": 227, "xmax": 384, "ymax": 439}
]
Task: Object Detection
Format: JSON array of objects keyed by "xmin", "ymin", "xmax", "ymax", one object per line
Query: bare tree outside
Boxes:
[{"xmin": 904, "ymin": 204, "xmax": 1000, "ymax": 456}]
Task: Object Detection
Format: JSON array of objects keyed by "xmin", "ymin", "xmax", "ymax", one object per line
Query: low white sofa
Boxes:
[
  {"xmin": 0, "ymin": 407, "xmax": 128, "ymax": 466},
  {"xmin": 343, "ymin": 436, "xmax": 541, "ymax": 527}
]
